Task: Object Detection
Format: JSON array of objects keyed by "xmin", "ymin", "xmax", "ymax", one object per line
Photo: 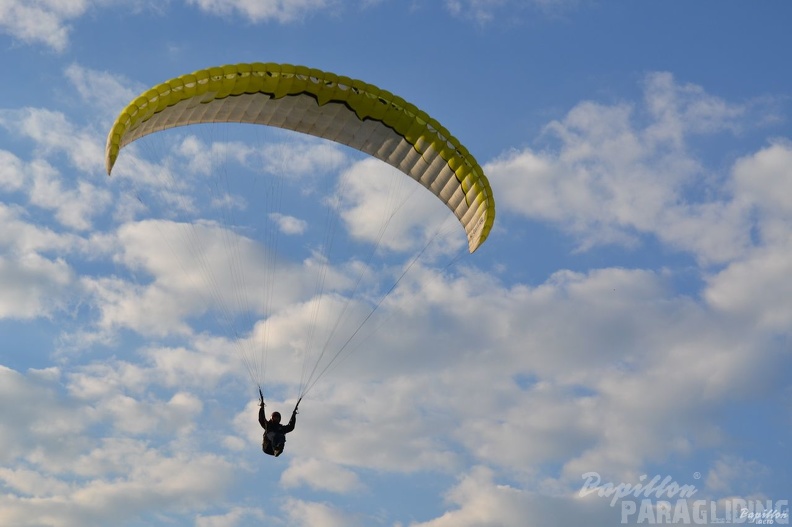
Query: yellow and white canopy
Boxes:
[{"xmin": 105, "ymin": 62, "xmax": 495, "ymax": 252}]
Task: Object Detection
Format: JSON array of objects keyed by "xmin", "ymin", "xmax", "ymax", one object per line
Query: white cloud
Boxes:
[
  {"xmin": 28, "ymin": 159, "xmax": 112, "ymax": 230},
  {"xmin": 444, "ymin": 0, "xmax": 572, "ymax": 23},
  {"xmin": 0, "ymin": 0, "xmax": 86, "ymax": 51},
  {"xmin": 409, "ymin": 466, "xmax": 612, "ymax": 527},
  {"xmin": 0, "ymin": 203, "xmax": 78, "ymax": 255},
  {"xmin": 700, "ymin": 141, "xmax": 792, "ymax": 334},
  {"xmin": 642, "ymin": 72, "xmax": 745, "ymax": 142},
  {"xmin": 0, "ymin": 107, "xmax": 111, "ymax": 231},
  {"xmin": 0, "ymin": 150, "xmax": 27, "ymax": 192},
  {"xmin": 335, "ymin": 158, "xmax": 464, "ymax": 254},
  {"xmin": 102, "ymin": 218, "xmax": 316, "ymax": 332},
  {"xmin": 0, "ymin": 365, "xmax": 238, "ymax": 526},
  {"xmin": 144, "ymin": 130, "xmax": 347, "ymax": 183},
  {"xmin": 0, "ymin": 107, "xmax": 105, "ymax": 173},
  {"xmin": 140, "ymin": 340, "xmax": 243, "ymax": 389},
  {"xmin": 52, "ymin": 450, "xmax": 233, "ymax": 525},
  {"xmin": 247, "ymin": 261, "xmax": 786, "ymax": 490},
  {"xmin": 445, "ymin": 0, "xmax": 508, "ymax": 22},
  {"xmin": 65, "ymin": 63, "xmax": 145, "ymax": 120},
  {"xmin": 487, "ymin": 72, "xmax": 753, "ymax": 264},
  {"xmin": 416, "ymin": 466, "xmax": 533, "ymax": 526},
  {"xmin": 281, "ymin": 457, "xmax": 364, "ymax": 493},
  {"xmin": 704, "ymin": 455, "xmax": 772, "ymax": 496},
  {"xmin": 704, "ymin": 238, "xmax": 792, "ymax": 333},
  {"xmin": 265, "ymin": 375, "xmax": 460, "ymax": 473},
  {"xmin": 255, "ymin": 138, "xmax": 347, "ymax": 179},
  {"xmin": 0, "ymin": 204, "xmax": 81, "ymax": 321},
  {"xmin": 81, "ymin": 274, "xmax": 194, "ymax": 337},
  {"xmin": 176, "ymin": 135, "xmax": 255, "ymax": 177},
  {"xmin": 270, "ymin": 212, "xmax": 308, "ymax": 235},
  {"xmin": 0, "ymin": 366, "xmax": 85, "ymax": 465},
  {"xmin": 732, "ymin": 140, "xmax": 792, "ymax": 228},
  {"xmin": 281, "ymin": 497, "xmax": 365, "ymax": 527},
  {"xmin": 196, "ymin": 507, "xmax": 267, "ymax": 527},
  {"xmin": 186, "ymin": 0, "xmax": 336, "ymax": 23},
  {"xmin": 0, "ymin": 251, "xmax": 73, "ymax": 319}
]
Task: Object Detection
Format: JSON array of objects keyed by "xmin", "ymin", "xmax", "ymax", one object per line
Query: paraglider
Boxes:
[
  {"xmin": 258, "ymin": 390, "xmax": 299, "ymax": 456},
  {"xmin": 105, "ymin": 62, "xmax": 495, "ymax": 456}
]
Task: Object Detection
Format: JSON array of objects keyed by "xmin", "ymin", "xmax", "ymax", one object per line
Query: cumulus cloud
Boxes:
[
  {"xmin": 444, "ymin": 0, "xmax": 573, "ymax": 23},
  {"xmin": 196, "ymin": 507, "xmax": 266, "ymax": 527},
  {"xmin": 409, "ymin": 466, "xmax": 616, "ymax": 527},
  {"xmin": 0, "ymin": 107, "xmax": 106, "ymax": 173},
  {"xmin": 186, "ymin": 0, "xmax": 336, "ymax": 23},
  {"xmin": 281, "ymin": 497, "xmax": 366, "ymax": 527},
  {"xmin": 65, "ymin": 63, "xmax": 145, "ymax": 120},
  {"xmin": 0, "ymin": 364, "xmax": 238, "ymax": 526},
  {"xmin": 84, "ymin": 218, "xmax": 324, "ymax": 337},
  {"xmin": 0, "ymin": 251, "xmax": 73, "ymax": 319},
  {"xmin": 732, "ymin": 140, "xmax": 792, "ymax": 232},
  {"xmin": 281, "ymin": 457, "xmax": 364, "ymax": 492},
  {"xmin": 240, "ymin": 259, "xmax": 787, "ymax": 493},
  {"xmin": 28, "ymin": 160, "xmax": 112, "ymax": 231},
  {"xmin": 0, "ymin": 0, "xmax": 87, "ymax": 51},
  {"xmin": 704, "ymin": 239, "xmax": 792, "ymax": 333},
  {"xmin": 0, "ymin": 150, "xmax": 27, "ymax": 192},
  {"xmin": 335, "ymin": 158, "xmax": 465, "ymax": 254},
  {"xmin": 487, "ymin": 72, "xmax": 753, "ymax": 264},
  {"xmin": 255, "ymin": 138, "xmax": 348, "ymax": 179},
  {"xmin": 0, "ymin": 444, "xmax": 236, "ymax": 527},
  {"xmin": 0, "ymin": 107, "xmax": 111, "ymax": 231},
  {"xmin": 700, "ymin": 141, "xmax": 792, "ymax": 334},
  {"xmin": 270, "ymin": 212, "xmax": 308, "ymax": 235},
  {"xmin": 0, "ymin": 204, "xmax": 80, "ymax": 320},
  {"xmin": 173, "ymin": 132, "xmax": 347, "ymax": 181},
  {"xmin": 0, "ymin": 366, "xmax": 79, "ymax": 464}
]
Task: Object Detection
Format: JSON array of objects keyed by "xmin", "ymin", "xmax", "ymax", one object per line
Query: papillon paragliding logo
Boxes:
[{"xmin": 579, "ymin": 472, "xmax": 789, "ymax": 524}]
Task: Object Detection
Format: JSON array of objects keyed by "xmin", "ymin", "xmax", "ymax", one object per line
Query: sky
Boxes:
[{"xmin": 0, "ymin": 1, "xmax": 791, "ymax": 526}]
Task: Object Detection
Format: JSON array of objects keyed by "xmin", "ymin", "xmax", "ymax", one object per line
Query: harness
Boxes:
[{"xmin": 260, "ymin": 390, "xmax": 301, "ymax": 457}]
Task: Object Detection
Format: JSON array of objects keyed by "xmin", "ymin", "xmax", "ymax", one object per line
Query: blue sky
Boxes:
[{"xmin": 1, "ymin": 1, "xmax": 791, "ymax": 526}]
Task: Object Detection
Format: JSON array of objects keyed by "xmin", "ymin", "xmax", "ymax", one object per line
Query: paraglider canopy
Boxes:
[{"xmin": 105, "ymin": 62, "xmax": 495, "ymax": 252}]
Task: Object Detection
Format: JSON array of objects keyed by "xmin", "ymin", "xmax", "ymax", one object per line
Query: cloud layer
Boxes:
[{"xmin": 0, "ymin": 27, "xmax": 789, "ymax": 526}]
